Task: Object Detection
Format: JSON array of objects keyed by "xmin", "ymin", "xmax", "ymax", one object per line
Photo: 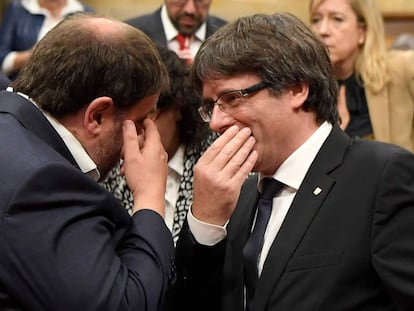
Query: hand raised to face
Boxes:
[
  {"xmin": 121, "ymin": 119, "xmax": 168, "ymax": 216},
  {"xmin": 192, "ymin": 126, "xmax": 258, "ymax": 225}
]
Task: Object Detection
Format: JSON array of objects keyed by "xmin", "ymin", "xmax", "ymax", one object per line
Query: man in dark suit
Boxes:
[
  {"xmin": 125, "ymin": 0, "xmax": 226, "ymax": 63},
  {"xmin": 168, "ymin": 13, "xmax": 414, "ymax": 311},
  {"xmin": 0, "ymin": 13, "xmax": 175, "ymax": 310}
]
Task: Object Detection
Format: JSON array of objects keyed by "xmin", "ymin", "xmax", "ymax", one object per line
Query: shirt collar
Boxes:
[
  {"xmin": 168, "ymin": 144, "xmax": 185, "ymax": 176},
  {"xmin": 260, "ymin": 121, "xmax": 333, "ymax": 191},
  {"xmin": 22, "ymin": 0, "xmax": 84, "ymax": 17},
  {"xmin": 43, "ymin": 113, "xmax": 100, "ymax": 181},
  {"xmin": 7, "ymin": 88, "xmax": 100, "ymax": 181},
  {"xmin": 161, "ymin": 4, "xmax": 207, "ymax": 42}
]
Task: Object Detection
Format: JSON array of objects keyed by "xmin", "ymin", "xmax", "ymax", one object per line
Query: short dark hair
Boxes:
[
  {"xmin": 155, "ymin": 45, "xmax": 209, "ymax": 150},
  {"xmin": 12, "ymin": 13, "xmax": 169, "ymax": 118},
  {"xmin": 191, "ymin": 13, "xmax": 338, "ymax": 124}
]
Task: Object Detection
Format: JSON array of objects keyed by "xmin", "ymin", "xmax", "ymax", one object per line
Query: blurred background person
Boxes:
[
  {"xmin": 0, "ymin": 0, "xmax": 94, "ymax": 80},
  {"xmin": 125, "ymin": 0, "xmax": 226, "ymax": 64},
  {"xmin": 391, "ymin": 33, "xmax": 414, "ymax": 50},
  {"xmin": 102, "ymin": 45, "xmax": 217, "ymax": 243},
  {"xmin": 310, "ymin": 0, "xmax": 414, "ymax": 152}
]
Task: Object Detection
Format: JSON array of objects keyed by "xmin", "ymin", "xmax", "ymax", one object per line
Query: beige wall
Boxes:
[
  {"xmin": 83, "ymin": 0, "xmax": 414, "ymax": 23},
  {"xmin": 0, "ymin": 0, "xmax": 413, "ymax": 24},
  {"xmin": 0, "ymin": 0, "xmax": 412, "ymax": 43}
]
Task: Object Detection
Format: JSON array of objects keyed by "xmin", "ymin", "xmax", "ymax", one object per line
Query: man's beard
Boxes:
[{"xmin": 96, "ymin": 121, "xmax": 124, "ymax": 181}]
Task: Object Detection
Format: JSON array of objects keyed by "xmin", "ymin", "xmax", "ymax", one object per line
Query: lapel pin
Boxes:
[{"xmin": 313, "ymin": 187, "xmax": 322, "ymax": 196}]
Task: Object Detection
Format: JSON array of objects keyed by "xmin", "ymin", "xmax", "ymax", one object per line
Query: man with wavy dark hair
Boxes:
[
  {"xmin": 170, "ymin": 13, "xmax": 414, "ymax": 311},
  {"xmin": 0, "ymin": 13, "xmax": 175, "ymax": 310}
]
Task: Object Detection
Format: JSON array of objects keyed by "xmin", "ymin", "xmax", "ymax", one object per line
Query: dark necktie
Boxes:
[
  {"xmin": 175, "ymin": 34, "xmax": 192, "ymax": 64},
  {"xmin": 242, "ymin": 178, "xmax": 284, "ymax": 311}
]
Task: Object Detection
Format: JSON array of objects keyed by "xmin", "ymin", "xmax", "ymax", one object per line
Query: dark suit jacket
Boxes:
[
  {"xmin": 0, "ymin": 72, "xmax": 10, "ymax": 89},
  {"xmin": 125, "ymin": 7, "xmax": 227, "ymax": 47},
  {"xmin": 171, "ymin": 125, "xmax": 414, "ymax": 311},
  {"xmin": 0, "ymin": 91, "xmax": 175, "ymax": 311}
]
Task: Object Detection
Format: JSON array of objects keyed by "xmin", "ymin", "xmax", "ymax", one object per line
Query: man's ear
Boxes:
[
  {"xmin": 83, "ymin": 96, "xmax": 115, "ymax": 135},
  {"xmin": 289, "ymin": 83, "xmax": 309, "ymax": 109}
]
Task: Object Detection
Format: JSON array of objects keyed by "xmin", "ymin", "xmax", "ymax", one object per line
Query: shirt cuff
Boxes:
[{"xmin": 187, "ymin": 207, "xmax": 227, "ymax": 246}]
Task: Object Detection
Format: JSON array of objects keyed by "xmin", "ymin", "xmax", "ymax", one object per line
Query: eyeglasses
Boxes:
[
  {"xmin": 198, "ymin": 81, "xmax": 269, "ymax": 122},
  {"xmin": 169, "ymin": 0, "xmax": 211, "ymax": 7}
]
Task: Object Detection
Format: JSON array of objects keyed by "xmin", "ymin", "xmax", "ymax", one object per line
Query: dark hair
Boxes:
[
  {"xmin": 12, "ymin": 13, "xmax": 169, "ymax": 118},
  {"xmin": 155, "ymin": 45, "xmax": 209, "ymax": 150},
  {"xmin": 191, "ymin": 12, "xmax": 338, "ymax": 124}
]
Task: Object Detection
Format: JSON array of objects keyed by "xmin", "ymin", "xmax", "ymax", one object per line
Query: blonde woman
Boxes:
[{"xmin": 310, "ymin": 0, "xmax": 414, "ymax": 152}]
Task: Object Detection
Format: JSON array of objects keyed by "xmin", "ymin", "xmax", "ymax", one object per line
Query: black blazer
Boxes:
[
  {"xmin": 0, "ymin": 72, "xmax": 10, "ymax": 89},
  {"xmin": 171, "ymin": 125, "xmax": 414, "ymax": 311},
  {"xmin": 0, "ymin": 91, "xmax": 175, "ymax": 310},
  {"xmin": 125, "ymin": 7, "xmax": 227, "ymax": 47}
]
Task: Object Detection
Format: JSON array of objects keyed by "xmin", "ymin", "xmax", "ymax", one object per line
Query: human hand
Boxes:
[
  {"xmin": 192, "ymin": 126, "xmax": 258, "ymax": 225},
  {"xmin": 121, "ymin": 119, "xmax": 168, "ymax": 216}
]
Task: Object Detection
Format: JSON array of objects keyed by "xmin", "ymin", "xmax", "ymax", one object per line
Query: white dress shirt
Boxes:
[
  {"xmin": 161, "ymin": 5, "xmax": 206, "ymax": 60},
  {"xmin": 7, "ymin": 88, "xmax": 100, "ymax": 181},
  {"xmin": 188, "ymin": 122, "xmax": 333, "ymax": 274}
]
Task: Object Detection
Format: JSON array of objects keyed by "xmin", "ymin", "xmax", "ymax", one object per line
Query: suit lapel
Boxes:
[
  {"xmin": 0, "ymin": 90, "xmax": 78, "ymax": 167},
  {"xmin": 254, "ymin": 125, "xmax": 351, "ymax": 311},
  {"xmin": 153, "ymin": 9, "xmax": 168, "ymax": 46}
]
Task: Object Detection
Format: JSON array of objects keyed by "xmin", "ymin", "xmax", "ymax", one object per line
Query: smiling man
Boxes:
[{"xmin": 169, "ymin": 12, "xmax": 414, "ymax": 311}]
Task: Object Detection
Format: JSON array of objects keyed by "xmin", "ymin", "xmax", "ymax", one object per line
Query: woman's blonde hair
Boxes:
[{"xmin": 310, "ymin": 0, "xmax": 388, "ymax": 92}]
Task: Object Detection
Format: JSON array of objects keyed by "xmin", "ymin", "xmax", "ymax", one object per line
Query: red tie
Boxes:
[{"xmin": 175, "ymin": 34, "xmax": 192, "ymax": 64}]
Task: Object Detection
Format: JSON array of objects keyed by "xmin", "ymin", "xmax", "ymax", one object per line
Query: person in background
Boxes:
[
  {"xmin": 0, "ymin": 0, "xmax": 94, "ymax": 80},
  {"xmin": 309, "ymin": 0, "xmax": 414, "ymax": 152},
  {"xmin": 391, "ymin": 33, "xmax": 414, "ymax": 50},
  {"xmin": 0, "ymin": 13, "xmax": 175, "ymax": 310},
  {"xmin": 102, "ymin": 45, "xmax": 216, "ymax": 244},
  {"xmin": 168, "ymin": 12, "xmax": 414, "ymax": 311},
  {"xmin": 125, "ymin": 0, "xmax": 226, "ymax": 63}
]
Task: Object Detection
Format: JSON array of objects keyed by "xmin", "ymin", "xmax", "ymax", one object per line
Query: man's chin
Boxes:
[{"xmin": 178, "ymin": 24, "xmax": 200, "ymax": 36}]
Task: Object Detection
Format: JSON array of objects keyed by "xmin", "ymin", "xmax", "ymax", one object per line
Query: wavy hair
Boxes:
[
  {"xmin": 155, "ymin": 45, "xmax": 210, "ymax": 151},
  {"xmin": 191, "ymin": 13, "xmax": 339, "ymax": 124}
]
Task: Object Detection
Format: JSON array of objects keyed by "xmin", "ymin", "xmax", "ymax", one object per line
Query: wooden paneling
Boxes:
[
  {"xmin": 81, "ymin": 0, "xmax": 414, "ymax": 23},
  {"xmin": 0, "ymin": 0, "xmax": 412, "ymax": 46}
]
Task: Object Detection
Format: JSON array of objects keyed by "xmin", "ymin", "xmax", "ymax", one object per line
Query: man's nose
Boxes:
[
  {"xmin": 182, "ymin": 0, "xmax": 197, "ymax": 13},
  {"xmin": 209, "ymin": 105, "xmax": 235, "ymax": 133}
]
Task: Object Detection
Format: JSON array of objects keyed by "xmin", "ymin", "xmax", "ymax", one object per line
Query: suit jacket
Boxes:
[
  {"xmin": 366, "ymin": 50, "xmax": 414, "ymax": 152},
  {"xmin": 125, "ymin": 7, "xmax": 227, "ymax": 47},
  {"xmin": 0, "ymin": 72, "xmax": 10, "ymax": 90},
  {"xmin": 171, "ymin": 124, "xmax": 414, "ymax": 311},
  {"xmin": 0, "ymin": 91, "xmax": 175, "ymax": 311}
]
